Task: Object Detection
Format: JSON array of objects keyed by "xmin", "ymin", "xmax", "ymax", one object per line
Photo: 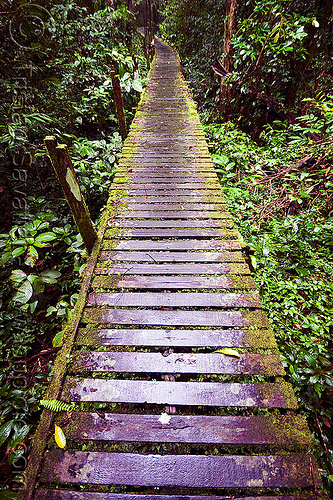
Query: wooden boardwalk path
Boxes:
[{"xmin": 21, "ymin": 38, "xmax": 321, "ymax": 500}]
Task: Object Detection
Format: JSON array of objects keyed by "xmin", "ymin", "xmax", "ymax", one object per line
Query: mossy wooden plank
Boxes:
[
  {"xmin": 113, "ymin": 210, "xmax": 231, "ymax": 219},
  {"xmin": 104, "ymin": 228, "xmax": 238, "ymax": 239},
  {"xmin": 35, "ymin": 492, "xmax": 317, "ymax": 500},
  {"xmin": 111, "ymin": 219, "xmax": 234, "ymax": 228},
  {"xmin": 99, "ymin": 250, "xmax": 245, "ymax": 262},
  {"xmin": 91, "ymin": 274, "xmax": 256, "ymax": 290},
  {"xmin": 102, "ymin": 240, "xmax": 242, "ymax": 251},
  {"xmin": 82, "ymin": 308, "xmax": 267, "ymax": 327},
  {"xmin": 62, "ymin": 378, "xmax": 297, "ymax": 408},
  {"xmin": 63, "ymin": 413, "xmax": 310, "ymax": 448},
  {"xmin": 71, "ymin": 351, "xmax": 285, "ymax": 376},
  {"xmin": 76, "ymin": 327, "xmax": 277, "ymax": 349},
  {"xmin": 87, "ymin": 291, "xmax": 259, "ymax": 307},
  {"xmin": 94, "ymin": 263, "xmax": 249, "ymax": 275},
  {"xmin": 123, "ymin": 203, "xmax": 226, "ymax": 211}
]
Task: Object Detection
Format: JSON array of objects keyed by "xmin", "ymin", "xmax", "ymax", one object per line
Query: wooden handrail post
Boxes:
[
  {"xmin": 110, "ymin": 61, "xmax": 127, "ymax": 141},
  {"xmin": 44, "ymin": 136, "xmax": 97, "ymax": 253}
]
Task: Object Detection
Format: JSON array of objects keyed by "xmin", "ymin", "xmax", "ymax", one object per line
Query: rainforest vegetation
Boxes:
[{"xmin": 0, "ymin": 0, "xmax": 332, "ymax": 496}]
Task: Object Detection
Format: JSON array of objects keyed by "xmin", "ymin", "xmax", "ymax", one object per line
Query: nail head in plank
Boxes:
[{"xmin": 39, "ymin": 451, "xmax": 314, "ymax": 487}]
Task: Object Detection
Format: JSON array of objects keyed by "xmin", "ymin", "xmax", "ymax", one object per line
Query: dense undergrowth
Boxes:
[
  {"xmin": 205, "ymin": 119, "xmax": 333, "ymax": 487},
  {"xmin": 0, "ymin": 1, "xmax": 147, "ymax": 492}
]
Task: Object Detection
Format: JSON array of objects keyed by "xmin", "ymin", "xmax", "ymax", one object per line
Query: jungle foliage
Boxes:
[
  {"xmin": 159, "ymin": 0, "xmax": 333, "ymax": 489},
  {"xmin": 0, "ymin": 0, "xmax": 147, "ymax": 489}
]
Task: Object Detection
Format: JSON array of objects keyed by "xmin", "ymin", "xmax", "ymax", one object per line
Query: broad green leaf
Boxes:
[
  {"xmin": 14, "ymin": 281, "xmax": 33, "ymax": 304},
  {"xmin": 215, "ymin": 348, "xmax": 241, "ymax": 358},
  {"xmin": 24, "ymin": 246, "xmax": 38, "ymax": 267},
  {"xmin": 0, "ymin": 252, "xmax": 13, "ymax": 265},
  {"xmin": 8, "ymin": 424, "xmax": 31, "ymax": 448},
  {"xmin": 54, "ymin": 424, "xmax": 66, "ymax": 448},
  {"xmin": 34, "ymin": 232, "xmax": 57, "ymax": 248},
  {"xmin": 30, "ymin": 275, "xmax": 45, "ymax": 293},
  {"xmin": 12, "ymin": 247, "xmax": 26, "ymax": 259},
  {"xmin": 10, "ymin": 269, "xmax": 27, "ymax": 284},
  {"xmin": 132, "ymin": 80, "xmax": 143, "ymax": 92},
  {"xmin": 40, "ymin": 270, "xmax": 61, "ymax": 284},
  {"xmin": 0, "ymin": 420, "xmax": 14, "ymax": 447},
  {"xmin": 52, "ymin": 330, "xmax": 64, "ymax": 347}
]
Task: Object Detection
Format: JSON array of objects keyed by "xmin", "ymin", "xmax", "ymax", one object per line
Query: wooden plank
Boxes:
[
  {"xmin": 63, "ymin": 413, "xmax": 310, "ymax": 447},
  {"xmin": 94, "ymin": 263, "xmax": 249, "ymax": 275},
  {"xmin": 82, "ymin": 309, "xmax": 267, "ymax": 327},
  {"xmin": 62, "ymin": 378, "xmax": 297, "ymax": 408},
  {"xmin": 123, "ymin": 204, "xmax": 226, "ymax": 211},
  {"xmin": 114, "ymin": 211, "xmax": 230, "ymax": 219},
  {"xmin": 91, "ymin": 275, "xmax": 256, "ymax": 290},
  {"xmin": 76, "ymin": 327, "xmax": 277, "ymax": 349},
  {"xmin": 71, "ymin": 351, "xmax": 285, "ymax": 376},
  {"xmin": 102, "ymin": 240, "xmax": 242, "ymax": 251},
  {"xmin": 99, "ymin": 250, "xmax": 245, "ymax": 262},
  {"xmin": 105, "ymin": 228, "xmax": 238, "ymax": 239},
  {"xmin": 34, "ymin": 492, "xmax": 317, "ymax": 500},
  {"xmin": 116, "ymin": 172, "xmax": 217, "ymax": 179},
  {"xmin": 112, "ymin": 183, "xmax": 220, "ymax": 190},
  {"xmin": 39, "ymin": 451, "xmax": 314, "ymax": 487},
  {"xmin": 87, "ymin": 292, "xmax": 260, "ymax": 308},
  {"xmin": 111, "ymin": 219, "xmax": 234, "ymax": 228},
  {"xmin": 122, "ymin": 196, "xmax": 224, "ymax": 204}
]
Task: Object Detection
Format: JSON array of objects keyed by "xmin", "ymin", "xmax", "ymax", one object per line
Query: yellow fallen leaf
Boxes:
[
  {"xmin": 54, "ymin": 424, "xmax": 66, "ymax": 449},
  {"xmin": 215, "ymin": 348, "xmax": 241, "ymax": 358}
]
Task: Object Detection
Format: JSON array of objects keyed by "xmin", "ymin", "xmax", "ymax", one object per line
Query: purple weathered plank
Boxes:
[
  {"xmin": 75, "ymin": 327, "xmax": 277, "ymax": 349},
  {"xmin": 62, "ymin": 378, "xmax": 297, "ymax": 408},
  {"xmin": 87, "ymin": 292, "xmax": 260, "ymax": 308},
  {"xmin": 92, "ymin": 275, "xmax": 256, "ymax": 290},
  {"xmin": 102, "ymin": 239, "xmax": 242, "ymax": 251},
  {"xmin": 63, "ymin": 413, "xmax": 310, "ymax": 447},
  {"xmin": 39, "ymin": 451, "xmax": 314, "ymax": 487},
  {"xmin": 105, "ymin": 228, "xmax": 238, "ymax": 239},
  {"xmin": 34, "ymin": 492, "xmax": 317, "ymax": 500},
  {"xmin": 71, "ymin": 351, "xmax": 285, "ymax": 376},
  {"xmin": 113, "ymin": 211, "xmax": 229, "ymax": 219},
  {"xmin": 110, "ymin": 219, "xmax": 234, "ymax": 228},
  {"xmin": 99, "ymin": 250, "xmax": 245, "ymax": 262},
  {"xmin": 94, "ymin": 263, "xmax": 249, "ymax": 275},
  {"xmin": 82, "ymin": 309, "xmax": 267, "ymax": 327},
  {"xmin": 111, "ymin": 184, "xmax": 220, "ymax": 190},
  {"xmin": 123, "ymin": 203, "xmax": 226, "ymax": 211}
]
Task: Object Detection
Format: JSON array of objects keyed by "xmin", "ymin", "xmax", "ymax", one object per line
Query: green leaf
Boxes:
[
  {"xmin": 8, "ymin": 425, "xmax": 31, "ymax": 448},
  {"xmin": 30, "ymin": 275, "xmax": 45, "ymax": 293},
  {"xmin": 34, "ymin": 232, "xmax": 57, "ymax": 248},
  {"xmin": 14, "ymin": 281, "xmax": 33, "ymax": 304},
  {"xmin": 24, "ymin": 246, "xmax": 38, "ymax": 267},
  {"xmin": 10, "ymin": 269, "xmax": 27, "ymax": 284},
  {"xmin": 132, "ymin": 80, "xmax": 143, "ymax": 92},
  {"xmin": 12, "ymin": 247, "xmax": 26, "ymax": 259},
  {"xmin": 8, "ymin": 449, "xmax": 25, "ymax": 466},
  {"xmin": 0, "ymin": 420, "xmax": 14, "ymax": 447},
  {"xmin": 0, "ymin": 251, "xmax": 12, "ymax": 265},
  {"xmin": 40, "ymin": 270, "xmax": 61, "ymax": 284},
  {"xmin": 215, "ymin": 348, "xmax": 241, "ymax": 358},
  {"xmin": 52, "ymin": 330, "xmax": 64, "ymax": 347}
]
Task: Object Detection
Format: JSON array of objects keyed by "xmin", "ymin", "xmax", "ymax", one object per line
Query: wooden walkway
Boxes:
[{"xmin": 22, "ymin": 38, "xmax": 321, "ymax": 500}]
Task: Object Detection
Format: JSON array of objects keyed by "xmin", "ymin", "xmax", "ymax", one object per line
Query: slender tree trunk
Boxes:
[
  {"xmin": 220, "ymin": 0, "xmax": 238, "ymax": 114},
  {"xmin": 111, "ymin": 62, "xmax": 127, "ymax": 141}
]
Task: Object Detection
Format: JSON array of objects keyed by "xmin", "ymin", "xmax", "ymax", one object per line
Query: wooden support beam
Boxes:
[
  {"xmin": 44, "ymin": 136, "xmax": 97, "ymax": 253},
  {"xmin": 110, "ymin": 62, "xmax": 127, "ymax": 141}
]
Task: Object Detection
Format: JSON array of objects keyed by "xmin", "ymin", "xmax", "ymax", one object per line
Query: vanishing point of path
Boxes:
[{"xmin": 20, "ymin": 38, "xmax": 322, "ymax": 500}]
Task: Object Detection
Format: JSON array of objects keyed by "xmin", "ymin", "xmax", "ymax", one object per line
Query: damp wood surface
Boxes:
[{"xmin": 26, "ymin": 36, "xmax": 323, "ymax": 500}]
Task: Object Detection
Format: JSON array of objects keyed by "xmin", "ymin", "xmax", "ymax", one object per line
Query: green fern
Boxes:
[{"xmin": 40, "ymin": 400, "xmax": 74, "ymax": 412}]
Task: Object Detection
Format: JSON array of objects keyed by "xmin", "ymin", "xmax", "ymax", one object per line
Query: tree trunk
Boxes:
[
  {"xmin": 220, "ymin": 0, "xmax": 238, "ymax": 114},
  {"xmin": 111, "ymin": 62, "xmax": 127, "ymax": 141}
]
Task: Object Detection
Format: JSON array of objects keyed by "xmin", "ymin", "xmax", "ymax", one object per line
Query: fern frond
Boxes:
[{"xmin": 40, "ymin": 400, "xmax": 74, "ymax": 412}]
